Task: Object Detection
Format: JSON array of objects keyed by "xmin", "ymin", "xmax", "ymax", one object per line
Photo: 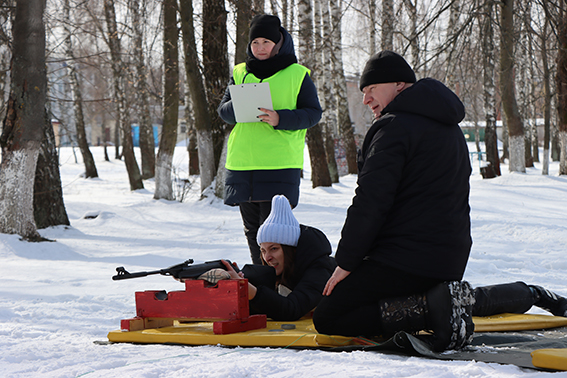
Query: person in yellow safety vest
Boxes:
[{"xmin": 217, "ymin": 14, "xmax": 322, "ymax": 265}]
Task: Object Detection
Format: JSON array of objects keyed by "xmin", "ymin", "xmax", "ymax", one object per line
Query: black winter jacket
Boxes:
[
  {"xmin": 249, "ymin": 225, "xmax": 336, "ymax": 321},
  {"xmin": 335, "ymin": 78, "xmax": 472, "ymax": 281}
]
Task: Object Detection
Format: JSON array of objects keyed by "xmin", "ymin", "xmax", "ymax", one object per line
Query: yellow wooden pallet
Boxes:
[
  {"xmin": 532, "ymin": 349, "xmax": 567, "ymax": 371},
  {"xmin": 473, "ymin": 313, "xmax": 567, "ymax": 332},
  {"xmin": 108, "ymin": 317, "xmax": 358, "ymax": 348},
  {"xmin": 108, "ymin": 313, "xmax": 567, "ymax": 349}
]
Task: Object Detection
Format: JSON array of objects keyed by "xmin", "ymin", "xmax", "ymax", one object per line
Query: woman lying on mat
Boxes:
[
  {"xmin": 221, "ymin": 194, "xmax": 336, "ymax": 321},
  {"xmin": 206, "ymin": 198, "xmax": 567, "ymax": 324}
]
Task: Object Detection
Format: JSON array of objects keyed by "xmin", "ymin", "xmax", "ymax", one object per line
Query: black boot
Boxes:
[
  {"xmin": 426, "ymin": 281, "xmax": 475, "ymax": 351},
  {"xmin": 379, "ymin": 281, "xmax": 475, "ymax": 352},
  {"xmin": 529, "ymin": 285, "xmax": 567, "ymax": 317},
  {"xmin": 473, "ymin": 282, "xmax": 536, "ymax": 316}
]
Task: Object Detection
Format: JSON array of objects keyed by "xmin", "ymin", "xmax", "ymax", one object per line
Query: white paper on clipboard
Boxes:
[{"xmin": 228, "ymin": 82, "xmax": 273, "ymax": 123}]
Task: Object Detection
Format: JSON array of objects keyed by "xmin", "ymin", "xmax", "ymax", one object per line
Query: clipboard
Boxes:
[{"xmin": 228, "ymin": 82, "xmax": 273, "ymax": 123}]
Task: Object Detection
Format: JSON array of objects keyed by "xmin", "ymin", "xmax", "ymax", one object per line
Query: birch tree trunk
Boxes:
[
  {"xmin": 381, "ymin": 0, "xmax": 394, "ymax": 50},
  {"xmin": 0, "ymin": 0, "xmax": 45, "ymax": 240},
  {"xmin": 481, "ymin": 0, "xmax": 501, "ymax": 176},
  {"xmin": 104, "ymin": 0, "xmax": 144, "ymax": 189},
  {"xmin": 557, "ymin": 1, "xmax": 567, "ymax": 175},
  {"xmin": 499, "ymin": 0, "xmax": 526, "ymax": 172},
  {"xmin": 330, "ymin": 0, "xmax": 357, "ymax": 174},
  {"xmin": 130, "ymin": 0, "xmax": 155, "ymax": 179},
  {"xmin": 518, "ymin": 2, "xmax": 534, "ymax": 168},
  {"xmin": 526, "ymin": 19, "xmax": 538, "ymax": 164},
  {"xmin": 282, "ymin": 0, "xmax": 290, "ymax": 30},
  {"xmin": 298, "ymin": 0, "xmax": 331, "ymax": 187},
  {"xmin": 316, "ymin": 0, "xmax": 339, "ymax": 182},
  {"xmin": 403, "ymin": 0, "xmax": 418, "ymax": 70},
  {"xmin": 154, "ymin": 0, "xmax": 179, "ymax": 200},
  {"xmin": 445, "ymin": 0, "xmax": 460, "ymax": 90},
  {"xmin": 288, "ymin": 0, "xmax": 295, "ymax": 31},
  {"xmin": 63, "ymin": 0, "xmax": 98, "ymax": 179},
  {"xmin": 179, "ymin": 0, "xmax": 216, "ymax": 194},
  {"xmin": 368, "ymin": 0, "xmax": 377, "ymax": 56},
  {"xmin": 541, "ymin": 17, "xmax": 552, "ymax": 175}
]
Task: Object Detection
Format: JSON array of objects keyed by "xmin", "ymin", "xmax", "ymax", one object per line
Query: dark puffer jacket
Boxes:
[
  {"xmin": 249, "ymin": 225, "xmax": 336, "ymax": 321},
  {"xmin": 335, "ymin": 78, "xmax": 472, "ymax": 281}
]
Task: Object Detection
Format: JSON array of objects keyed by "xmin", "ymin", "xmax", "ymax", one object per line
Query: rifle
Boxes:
[{"xmin": 112, "ymin": 259, "xmax": 240, "ymax": 281}]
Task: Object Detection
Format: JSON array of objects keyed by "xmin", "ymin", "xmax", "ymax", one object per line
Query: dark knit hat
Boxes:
[
  {"xmin": 249, "ymin": 14, "xmax": 282, "ymax": 44},
  {"xmin": 359, "ymin": 50, "xmax": 416, "ymax": 91}
]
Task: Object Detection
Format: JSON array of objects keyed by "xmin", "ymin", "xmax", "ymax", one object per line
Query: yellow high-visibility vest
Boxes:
[{"xmin": 226, "ymin": 62, "xmax": 310, "ymax": 171}]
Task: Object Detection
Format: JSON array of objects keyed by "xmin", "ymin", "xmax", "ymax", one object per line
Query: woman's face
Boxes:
[
  {"xmin": 260, "ymin": 242, "xmax": 285, "ymax": 275},
  {"xmin": 250, "ymin": 37, "xmax": 276, "ymax": 60}
]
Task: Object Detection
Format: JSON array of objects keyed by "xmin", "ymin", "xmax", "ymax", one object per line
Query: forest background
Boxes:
[{"xmin": 0, "ymin": 0, "xmax": 566, "ymax": 241}]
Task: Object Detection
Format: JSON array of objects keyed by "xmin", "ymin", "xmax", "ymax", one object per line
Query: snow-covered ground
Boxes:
[{"xmin": 1, "ymin": 145, "xmax": 567, "ymax": 377}]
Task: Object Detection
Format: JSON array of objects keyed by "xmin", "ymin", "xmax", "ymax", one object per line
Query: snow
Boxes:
[{"xmin": 1, "ymin": 145, "xmax": 567, "ymax": 377}]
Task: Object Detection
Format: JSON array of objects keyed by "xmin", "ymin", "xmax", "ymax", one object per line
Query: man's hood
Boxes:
[{"xmin": 382, "ymin": 78, "xmax": 465, "ymax": 125}]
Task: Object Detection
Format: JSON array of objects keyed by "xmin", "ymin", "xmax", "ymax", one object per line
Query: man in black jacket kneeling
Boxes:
[{"xmin": 313, "ymin": 51, "xmax": 474, "ymax": 352}]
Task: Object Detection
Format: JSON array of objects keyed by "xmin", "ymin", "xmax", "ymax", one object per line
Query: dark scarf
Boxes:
[{"xmin": 245, "ymin": 34, "xmax": 297, "ymax": 80}]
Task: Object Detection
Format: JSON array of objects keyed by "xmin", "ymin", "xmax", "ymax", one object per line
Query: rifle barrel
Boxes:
[{"xmin": 112, "ymin": 267, "xmax": 162, "ymax": 280}]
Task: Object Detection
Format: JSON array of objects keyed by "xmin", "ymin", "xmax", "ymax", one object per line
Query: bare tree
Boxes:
[
  {"xmin": 270, "ymin": 0, "xmax": 279, "ymax": 17},
  {"xmin": 154, "ymin": 0, "xmax": 179, "ymax": 200},
  {"xmin": 542, "ymin": 0, "xmax": 562, "ymax": 164},
  {"xmin": 402, "ymin": 0, "xmax": 419, "ymax": 70},
  {"xmin": 253, "ymin": 0, "xmax": 265, "ymax": 14},
  {"xmin": 524, "ymin": 3, "xmax": 539, "ymax": 165},
  {"xmin": 516, "ymin": 0, "xmax": 534, "ymax": 168},
  {"xmin": 500, "ymin": 0, "xmax": 526, "ymax": 172},
  {"xmin": 0, "ymin": 3, "xmax": 12, "ymax": 126},
  {"xmin": 445, "ymin": 0, "xmax": 461, "ymax": 90},
  {"xmin": 298, "ymin": 0, "xmax": 331, "ymax": 187},
  {"xmin": 103, "ymin": 0, "xmax": 144, "ymax": 189},
  {"xmin": 330, "ymin": 0, "xmax": 357, "ymax": 174},
  {"xmin": 202, "ymin": 0, "xmax": 230, "ymax": 197},
  {"xmin": 232, "ymin": 0, "xmax": 253, "ymax": 65},
  {"xmin": 202, "ymin": 0, "xmax": 229, "ymax": 170},
  {"xmin": 179, "ymin": 0, "xmax": 216, "ymax": 194},
  {"xmin": 282, "ymin": 0, "xmax": 290, "ymax": 30},
  {"xmin": 34, "ymin": 110, "xmax": 70, "ymax": 229},
  {"xmin": 0, "ymin": 0, "xmax": 46, "ymax": 240},
  {"xmin": 382, "ymin": 0, "xmax": 394, "ymax": 50},
  {"xmin": 130, "ymin": 0, "xmax": 155, "ymax": 180},
  {"xmin": 63, "ymin": 0, "xmax": 98, "ymax": 179},
  {"xmin": 481, "ymin": 0, "xmax": 501, "ymax": 176},
  {"xmin": 184, "ymin": 96, "xmax": 199, "ymax": 175},
  {"xmin": 557, "ymin": 1, "xmax": 567, "ymax": 174},
  {"xmin": 316, "ymin": 0, "xmax": 339, "ymax": 182},
  {"xmin": 541, "ymin": 13, "xmax": 552, "ymax": 175},
  {"xmin": 368, "ymin": 0, "xmax": 377, "ymax": 56}
]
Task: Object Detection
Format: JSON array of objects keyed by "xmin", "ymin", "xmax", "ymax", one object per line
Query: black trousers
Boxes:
[
  {"xmin": 473, "ymin": 281, "xmax": 535, "ymax": 316},
  {"xmin": 239, "ymin": 201, "xmax": 272, "ymax": 264},
  {"xmin": 313, "ymin": 259, "xmax": 442, "ymax": 337}
]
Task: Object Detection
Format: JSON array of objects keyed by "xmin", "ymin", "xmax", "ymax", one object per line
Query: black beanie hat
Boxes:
[
  {"xmin": 359, "ymin": 50, "xmax": 416, "ymax": 91},
  {"xmin": 249, "ymin": 14, "xmax": 282, "ymax": 44}
]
